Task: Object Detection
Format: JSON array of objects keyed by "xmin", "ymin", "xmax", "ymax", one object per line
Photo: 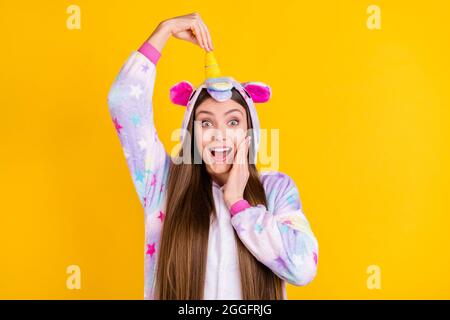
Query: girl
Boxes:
[{"xmin": 107, "ymin": 12, "xmax": 318, "ymax": 300}]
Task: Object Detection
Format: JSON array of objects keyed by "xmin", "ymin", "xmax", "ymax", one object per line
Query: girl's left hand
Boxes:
[{"xmin": 222, "ymin": 136, "xmax": 252, "ymax": 209}]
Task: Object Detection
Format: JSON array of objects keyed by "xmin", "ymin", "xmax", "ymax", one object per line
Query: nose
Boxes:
[{"xmin": 211, "ymin": 127, "xmax": 227, "ymax": 142}]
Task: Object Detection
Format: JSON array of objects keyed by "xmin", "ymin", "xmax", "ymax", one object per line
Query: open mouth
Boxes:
[{"xmin": 208, "ymin": 146, "xmax": 233, "ymax": 163}]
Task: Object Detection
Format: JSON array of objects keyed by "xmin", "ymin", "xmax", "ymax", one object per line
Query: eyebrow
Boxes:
[{"xmin": 196, "ymin": 108, "xmax": 244, "ymax": 117}]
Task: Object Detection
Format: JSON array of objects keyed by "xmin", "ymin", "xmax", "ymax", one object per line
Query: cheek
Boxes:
[
  {"xmin": 228, "ymin": 127, "xmax": 248, "ymax": 147},
  {"xmin": 200, "ymin": 129, "xmax": 215, "ymax": 148},
  {"xmin": 194, "ymin": 127, "xmax": 214, "ymax": 158}
]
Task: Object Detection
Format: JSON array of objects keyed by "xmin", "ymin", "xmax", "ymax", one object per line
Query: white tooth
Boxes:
[{"xmin": 211, "ymin": 147, "xmax": 230, "ymax": 152}]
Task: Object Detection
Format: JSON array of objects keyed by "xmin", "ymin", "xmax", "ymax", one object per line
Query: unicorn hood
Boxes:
[{"xmin": 168, "ymin": 51, "xmax": 272, "ymax": 164}]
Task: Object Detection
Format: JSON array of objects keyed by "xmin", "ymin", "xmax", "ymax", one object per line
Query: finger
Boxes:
[
  {"xmin": 200, "ymin": 20, "xmax": 213, "ymax": 51},
  {"xmin": 191, "ymin": 24, "xmax": 204, "ymax": 49},
  {"xmin": 197, "ymin": 21, "xmax": 209, "ymax": 51},
  {"xmin": 176, "ymin": 30, "xmax": 199, "ymax": 45},
  {"xmin": 229, "ymin": 139, "xmax": 243, "ymax": 167},
  {"xmin": 187, "ymin": 31, "xmax": 200, "ymax": 46},
  {"xmin": 234, "ymin": 138, "xmax": 245, "ymax": 165},
  {"xmin": 238, "ymin": 137, "xmax": 249, "ymax": 164},
  {"xmin": 236, "ymin": 136, "xmax": 250, "ymax": 165},
  {"xmin": 243, "ymin": 136, "xmax": 251, "ymax": 165},
  {"xmin": 244, "ymin": 136, "xmax": 251, "ymax": 161}
]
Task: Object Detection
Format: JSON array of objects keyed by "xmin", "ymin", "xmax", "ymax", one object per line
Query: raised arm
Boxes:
[
  {"xmin": 106, "ymin": 23, "xmax": 173, "ymax": 211},
  {"xmin": 107, "ymin": 14, "xmax": 214, "ymax": 211}
]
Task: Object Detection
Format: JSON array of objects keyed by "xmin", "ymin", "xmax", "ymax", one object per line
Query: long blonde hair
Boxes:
[{"xmin": 154, "ymin": 88, "xmax": 283, "ymax": 299}]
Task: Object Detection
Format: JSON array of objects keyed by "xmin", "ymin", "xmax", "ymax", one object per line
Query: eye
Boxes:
[
  {"xmin": 201, "ymin": 120, "xmax": 213, "ymax": 127},
  {"xmin": 228, "ymin": 119, "xmax": 239, "ymax": 126}
]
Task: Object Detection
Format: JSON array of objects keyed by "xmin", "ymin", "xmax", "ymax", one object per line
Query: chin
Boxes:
[{"xmin": 206, "ymin": 163, "xmax": 232, "ymax": 174}]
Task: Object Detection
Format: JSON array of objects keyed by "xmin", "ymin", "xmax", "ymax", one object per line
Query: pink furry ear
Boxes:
[
  {"xmin": 242, "ymin": 82, "xmax": 272, "ymax": 103},
  {"xmin": 169, "ymin": 81, "xmax": 194, "ymax": 106}
]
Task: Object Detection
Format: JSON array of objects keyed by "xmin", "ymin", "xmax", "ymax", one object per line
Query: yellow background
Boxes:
[{"xmin": 1, "ymin": 0, "xmax": 449, "ymax": 299}]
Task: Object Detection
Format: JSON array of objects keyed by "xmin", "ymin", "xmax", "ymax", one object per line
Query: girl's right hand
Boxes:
[{"xmin": 162, "ymin": 12, "xmax": 214, "ymax": 52}]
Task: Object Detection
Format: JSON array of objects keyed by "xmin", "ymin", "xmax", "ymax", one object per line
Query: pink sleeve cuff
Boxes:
[
  {"xmin": 138, "ymin": 41, "xmax": 161, "ymax": 65},
  {"xmin": 230, "ymin": 199, "xmax": 251, "ymax": 217}
]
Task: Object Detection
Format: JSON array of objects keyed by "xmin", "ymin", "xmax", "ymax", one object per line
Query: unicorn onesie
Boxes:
[{"xmin": 107, "ymin": 40, "xmax": 319, "ymax": 299}]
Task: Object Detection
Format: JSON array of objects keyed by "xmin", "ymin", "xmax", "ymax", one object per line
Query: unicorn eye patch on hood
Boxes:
[{"xmin": 169, "ymin": 51, "xmax": 272, "ymax": 164}]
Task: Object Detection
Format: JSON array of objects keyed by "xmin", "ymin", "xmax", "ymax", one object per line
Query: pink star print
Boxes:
[
  {"xmin": 157, "ymin": 211, "xmax": 165, "ymax": 222},
  {"xmin": 113, "ymin": 117, "xmax": 122, "ymax": 134},
  {"xmin": 146, "ymin": 243, "xmax": 156, "ymax": 257}
]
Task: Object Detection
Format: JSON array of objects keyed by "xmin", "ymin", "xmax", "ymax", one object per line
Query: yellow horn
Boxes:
[{"xmin": 205, "ymin": 51, "xmax": 222, "ymax": 79}]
